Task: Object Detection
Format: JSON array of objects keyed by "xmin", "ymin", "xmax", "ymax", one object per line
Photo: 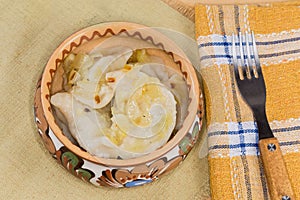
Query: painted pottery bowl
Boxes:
[{"xmin": 34, "ymin": 22, "xmax": 203, "ymax": 188}]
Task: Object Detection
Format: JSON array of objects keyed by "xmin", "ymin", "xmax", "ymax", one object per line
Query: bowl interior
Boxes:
[{"xmin": 41, "ymin": 22, "xmax": 200, "ymax": 166}]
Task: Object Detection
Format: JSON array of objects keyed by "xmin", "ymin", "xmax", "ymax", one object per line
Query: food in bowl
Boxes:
[
  {"xmin": 34, "ymin": 22, "xmax": 202, "ymax": 188},
  {"xmin": 50, "ymin": 47, "xmax": 189, "ymax": 159}
]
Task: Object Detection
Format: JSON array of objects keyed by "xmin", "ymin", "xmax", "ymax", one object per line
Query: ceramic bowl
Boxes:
[{"xmin": 34, "ymin": 22, "xmax": 203, "ymax": 188}]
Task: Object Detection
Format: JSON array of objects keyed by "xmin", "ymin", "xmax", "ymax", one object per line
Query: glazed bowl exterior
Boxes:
[{"xmin": 34, "ymin": 22, "xmax": 203, "ymax": 188}]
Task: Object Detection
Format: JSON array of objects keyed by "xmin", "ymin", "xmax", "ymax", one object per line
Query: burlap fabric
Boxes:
[{"xmin": 0, "ymin": 0, "xmax": 210, "ymax": 199}]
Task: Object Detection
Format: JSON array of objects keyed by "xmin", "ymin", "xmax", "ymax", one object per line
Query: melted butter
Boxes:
[
  {"xmin": 123, "ymin": 64, "xmax": 132, "ymax": 71},
  {"xmin": 104, "ymin": 127, "xmax": 126, "ymax": 146},
  {"xmin": 125, "ymin": 139, "xmax": 148, "ymax": 152},
  {"xmin": 154, "ymin": 113, "xmax": 173, "ymax": 142},
  {"xmin": 127, "ymin": 84, "xmax": 165, "ymax": 128},
  {"xmin": 125, "ymin": 109, "xmax": 174, "ymax": 153}
]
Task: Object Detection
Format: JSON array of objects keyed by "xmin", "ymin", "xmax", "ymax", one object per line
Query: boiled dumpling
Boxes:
[
  {"xmin": 140, "ymin": 63, "xmax": 189, "ymax": 130},
  {"xmin": 71, "ymin": 46, "xmax": 133, "ymax": 109},
  {"xmin": 109, "ymin": 64, "xmax": 177, "ymax": 158},
  {"xmin": 51, "ymin": 92, "xmax": 119, "ymax": 158}
]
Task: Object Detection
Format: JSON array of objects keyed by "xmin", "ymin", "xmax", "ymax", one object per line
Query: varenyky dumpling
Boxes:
[
  {"xmin": 51, "ymin": 92, "xmax": 120, "ymax": 158},
  {"xmin": 140, "ymin": 63, "xmax": 189, "ymax": 131},
  {"xmin": 51, "ymin": 47, "xmax": 189, "ymax": 159},
  {"xmin": 69, "ymin": 46, "xmax": 133, "ymax": 109},
  {"xmin": 110, "ymin": 65, "xmax": 177, "ymax": 156}
]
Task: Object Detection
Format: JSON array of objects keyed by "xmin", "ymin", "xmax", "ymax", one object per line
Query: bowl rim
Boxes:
[{"xmin": 40, "ymin": 21, "xmax": 200, "ymax": 167}]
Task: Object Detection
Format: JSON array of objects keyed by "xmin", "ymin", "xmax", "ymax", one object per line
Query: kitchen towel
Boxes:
[{"xmin": 195, "ymin": 1, "xmax": 300, "ymax": 199}]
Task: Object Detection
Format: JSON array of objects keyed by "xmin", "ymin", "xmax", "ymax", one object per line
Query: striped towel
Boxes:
[{"xmin": 195, "ymin": 1, "xmax": 300, "ymax": 200}]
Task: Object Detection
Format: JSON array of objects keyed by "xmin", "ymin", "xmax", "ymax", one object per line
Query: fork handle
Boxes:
[{"xmin": 259, "ymin": 138, "xmax": 295, "ymax": 200}]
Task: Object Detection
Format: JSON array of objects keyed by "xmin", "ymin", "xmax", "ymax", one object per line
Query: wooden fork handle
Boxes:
[{"xmin": 259, "ymin": 138, "xmax": 295, "ymax": 200}]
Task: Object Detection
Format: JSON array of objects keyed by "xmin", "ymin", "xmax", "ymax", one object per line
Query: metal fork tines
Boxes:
[
  {"xmin": 232, "ymin": 32, "xmax": 294, "ymax": 200},
  {"xmin": 232, "ymin": 31, "xmax": 273, "ymax": 139}
]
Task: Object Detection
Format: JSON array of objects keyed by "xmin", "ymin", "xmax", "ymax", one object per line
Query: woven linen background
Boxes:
[{"xmin": 0, "ymin": 0, "xmax": 210, "ymax": 199}]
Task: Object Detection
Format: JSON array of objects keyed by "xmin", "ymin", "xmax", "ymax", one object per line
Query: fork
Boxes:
[{"xmin": 232, "ymin": 32, "xmax": 295, "ymax": 200}]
